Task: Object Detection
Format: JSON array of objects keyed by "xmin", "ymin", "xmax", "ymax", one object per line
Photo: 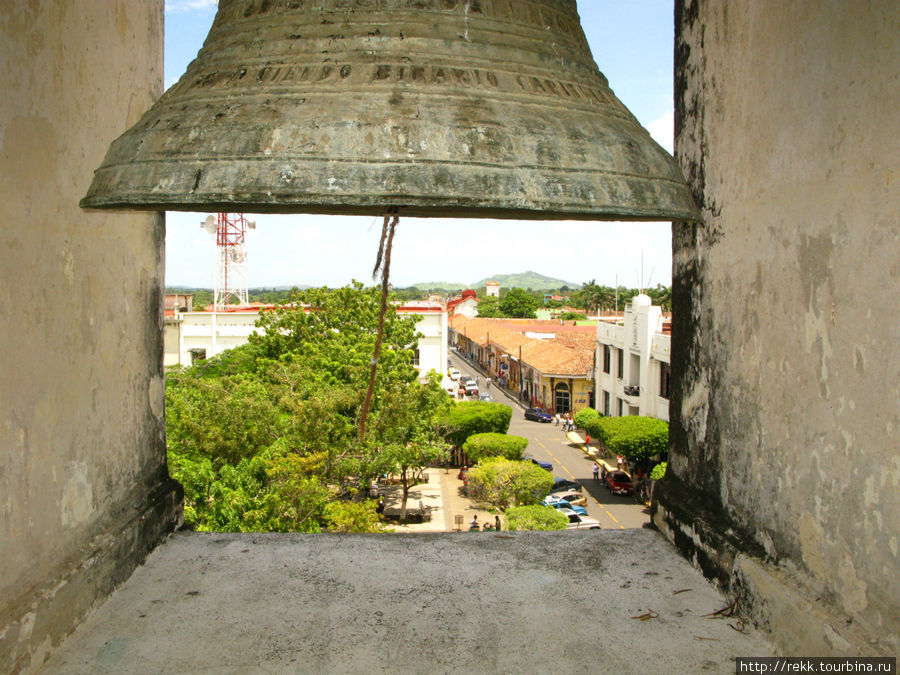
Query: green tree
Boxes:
[
  {"xmin": 476, "ymin": 294, "xmax": 501, "ymax": 317},
  {"xmin": 499, "ymin": 287, "xmax": 539, "ymax": 318},
  {"xmin": 650, "ymin": 461, "xmax": 667, "ymax": 480},
  {"xmin": 468, "ymin": 457, "xmax": 555, "ymax": 508},
  {"xmin": 573, "ymin": 407, "xmax": 602, "ymax": 434},
  {"xmin": 593, "ymin": 416, "xmax": 669, "ymax": 459},
  {"xmin": 439, "ymin": 401, "xmax": 512, "ymax": 448},
  {"xmin": 505, "ymin": 505, "xmax": 567, "ymax": 531},
  {"xmin": 166, "ymin": 283, "xmax": 452, "ymax": 532},
  {"xmin": 324, "ymin": 500, "xmax": 385, "ymax": 532},
  {"xmin": 462, "ymin": 433, "xmax": 528, "ymax": 463}
]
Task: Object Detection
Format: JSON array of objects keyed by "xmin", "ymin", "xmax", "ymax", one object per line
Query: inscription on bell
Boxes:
[{"xmin": 373, "ymin": 64, "xmax": 499, "ymax": 89}]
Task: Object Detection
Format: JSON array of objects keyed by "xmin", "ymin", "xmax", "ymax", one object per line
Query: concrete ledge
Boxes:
[
  {"xmin": 3, "ymin": 477, "xmax": 182, "ymax": 674},
  {"xmin": 42, "ymin": 529, "xmax": 772, "ymax": 672}
]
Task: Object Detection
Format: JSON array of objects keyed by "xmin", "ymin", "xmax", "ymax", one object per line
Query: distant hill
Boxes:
[
  {"xmin": 472, "ymin": 271, "xmax": 580, "ymax": 290},
  {"xmin": 409, "ymin": 272, "xmax": 579, "ymax": 292},
  {"xmin": 406, "ymin": 281, "xmax": 470, "ymax": 292}
]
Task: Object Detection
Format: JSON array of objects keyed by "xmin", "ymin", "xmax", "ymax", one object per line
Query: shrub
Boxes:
[
  {"xmin": 439, "ymin": 401, "xmax": 512, "ymax": 447},
  {"xmin": 650, "ymin": 461, "xmax": 667, "ymax": 481},
  {"xmin": 468, "ymin": 458, "xmax": 555, "ymax": 508},
  {"xmin": 462, "ymin": 433, "xmax": 528, "ymax": 463},
  {"xmin": 324, "ymin": 500, "xmax": 384, "ymax": 533},
  {"xmin": 594, "ymin": 416, "xmax": 668, "ymax": 459},
  {"xmin": 505, "ymin": 505, "xmax": 567, "ymax": 531},
  {"xmin": 573, "ymin": 407, "xmax": 602, "ymax": 435}
]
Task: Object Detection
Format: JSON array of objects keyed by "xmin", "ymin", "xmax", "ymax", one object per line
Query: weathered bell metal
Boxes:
[{"xmin": 81, "ymin": 0, "xmax": 699, "ymax": 221}]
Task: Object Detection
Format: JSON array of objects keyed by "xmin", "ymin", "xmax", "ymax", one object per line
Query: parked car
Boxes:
[
  {"xmin": 558, "ymin": 508, "xmax": 601, "ymax": 529},
  {"xmin": 523, "ymin": 455, "xmax": 552, "ymax": 471},
  {"xmin": 464, "ymin": 380, "xmax": 478, "ymax": 396},
  {"xmin": 541, "ymin": 495, "xmax": 587, "ymax": 515},
  {"xmin": 524, "ymin": 408, "xmax": 553, "ymax": 422},
  {"xmin": 549, "ymin": 478, "xmax": 583, "ymax": 494},
  {"xmin": 478, "ymin": 392, "xmax": 493, "ymax": 402},
  {"xmin": 448, "ymin": 368, "xmax": 461, "ymax": 381},
  {"xmin": 552, "ymin": 489, "xmax": 587, "ymax": 507},
  {"xmin": 605, "ymin": 470, "xmax": 635, "ymax": 496}
]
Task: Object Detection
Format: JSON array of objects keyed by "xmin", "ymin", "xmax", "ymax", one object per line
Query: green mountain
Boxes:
[
  {"xmin": 472, "ymin": 271, "xmax": 580, "ymax": 290},
  {"xmin": 409, "ymin": 272, "xmax": 579, "ymax": 292}
]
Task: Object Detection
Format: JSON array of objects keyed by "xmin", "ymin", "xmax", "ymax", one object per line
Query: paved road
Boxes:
[{"xmin": 449, "ymin": 352, "xmax": 650, "ymax": 530}]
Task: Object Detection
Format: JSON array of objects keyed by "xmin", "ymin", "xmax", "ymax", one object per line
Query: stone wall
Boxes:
[
  {"xmin": 0, "ymin": 2, "xmax": 181, "ymax": 671},
  {"xmin": 656, "ymin": 0, "xmax": 898, "ymax": 655}
]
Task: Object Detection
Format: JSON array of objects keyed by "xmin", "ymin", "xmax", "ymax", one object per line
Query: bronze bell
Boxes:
[{"xmin": 81, "ymin": 0, "xmax": 699, "ymax": 221}]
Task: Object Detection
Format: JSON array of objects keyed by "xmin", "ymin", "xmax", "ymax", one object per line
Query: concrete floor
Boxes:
[{"xmin": 39, "ymin": 530, "xmax": 773, "ymax": 673}]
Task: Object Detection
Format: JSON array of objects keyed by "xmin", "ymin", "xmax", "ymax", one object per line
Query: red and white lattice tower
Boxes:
[{"xmin": 201, "ymin": 213, "xmax": 255, "ymax": 309}]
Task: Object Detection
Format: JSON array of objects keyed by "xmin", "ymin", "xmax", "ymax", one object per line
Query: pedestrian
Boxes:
[
  {"xmin": 469, "ymin": 515, "xmax": 479, "ymax": 531},
  {"xmin": 495, "ymin": 515, "xmax": 501, "ymax": 532},
  {"xmin": 586, "ymin": 434, "xmax": 591, "ymax": 447},
  {"xmin": 593, "ymin": 464, "xmax": 599, "ymax": 481},
  {"xmin": 554, "ymin": 412, "xmax": 560, "ymax": 426},
  {"xmin": 617, "ymin": 455, "xmax": 624, "ymax": 470},
  {"xmin": 601, "ymin": 464, "xmax": 607, "ymax": 482}
]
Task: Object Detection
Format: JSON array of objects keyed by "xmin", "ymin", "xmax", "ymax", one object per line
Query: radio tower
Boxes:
[{"xmin": 201, "ymin": 213, "xmax": 255, "ymax": 309}]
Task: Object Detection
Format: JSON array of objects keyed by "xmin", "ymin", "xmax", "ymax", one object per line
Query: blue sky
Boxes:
[{"xmin": 164, "ymin": 1, "xmax": 675, "ymax": 289}]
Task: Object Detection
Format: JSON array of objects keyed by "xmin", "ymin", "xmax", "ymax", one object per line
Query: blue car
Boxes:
[
  {"xmin": 523, "ymin": 455, "xmax": 552, "ymax": 471},
  {"xmin": 541, "ymin": 495, "xmax": 588, "ymax": 516},
  {"xmin": 524, "ymin": 408, "xmax": 553, "ymax": 423}
]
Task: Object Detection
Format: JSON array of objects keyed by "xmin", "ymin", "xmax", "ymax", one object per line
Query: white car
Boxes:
[
  {"xmin": 464, "ymin": 380, "xmax": 478, "ymax": 396},
  {"xmin": 558, "ymin": 508, "xmax": 601, "ymax": 529},
  {"xmin": 448, "ymin": 368, "xmax": 461, "ymax": 381}
]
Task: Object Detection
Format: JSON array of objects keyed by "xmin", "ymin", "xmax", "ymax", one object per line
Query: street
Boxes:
[{"xmin": 449, "ymin": 353, "xmax": 650, "ymax": 530}]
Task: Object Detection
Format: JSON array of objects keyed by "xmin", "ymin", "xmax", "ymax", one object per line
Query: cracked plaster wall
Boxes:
[
  {"xmin": 0, "ymin": 2, "xmax": 180, "ymax": 671},
  {"xmin": 662, "ymin": 0, "xmax": 898, "ymax": 654}
]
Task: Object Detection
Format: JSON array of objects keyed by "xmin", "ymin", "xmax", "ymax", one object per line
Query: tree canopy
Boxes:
[
  {"xmin": 575, "ymin": 412, "xmax": 669, "ymax": 459},
  {"xmin": 462, "ymin": 432, "xmax": 528, "ymax": 463},
  {"xmin": 498, "ymin": 287, "xmax": 539, "ymax": 318},
  {"xmin": 166, "ymin": 283, "xmax": 450, "ymax": 532}
]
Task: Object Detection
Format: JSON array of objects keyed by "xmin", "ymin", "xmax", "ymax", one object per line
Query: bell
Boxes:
[{"xmin": 81, "ymin": 0, "xmax": 699, "ymax": 221}]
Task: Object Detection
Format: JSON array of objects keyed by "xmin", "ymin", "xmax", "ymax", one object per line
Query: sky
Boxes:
[{"xmin": 164, "ymin": 0, "xmax": 675, "ymax": 290}]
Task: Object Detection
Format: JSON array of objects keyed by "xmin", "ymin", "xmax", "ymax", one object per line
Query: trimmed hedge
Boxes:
[
  {"xmin": 573, "ymin": 407, "xmax": 602, "ymax": 432},
  {"xmin": 505, "ymin": 505, "xmax": 567, "ymax": 531},
  {"xmin": 594, "ymin": 415, "xmax": 669, "ymax": 459},
  {"xmin": 468, "ymin": 457, "xmax": 555, "ymax": 508},
  {"xmin": 462, "ymin": 433, "xmax": 528, "ymax": 463},
  {"xmin": 439, "ymin": 401, "xmax": 512, "ymax": 447}
]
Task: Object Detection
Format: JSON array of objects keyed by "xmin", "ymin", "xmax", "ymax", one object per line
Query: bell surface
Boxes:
[{"xmin": 81, "ymin": 0, "xmax": 700, "ymax": 221}]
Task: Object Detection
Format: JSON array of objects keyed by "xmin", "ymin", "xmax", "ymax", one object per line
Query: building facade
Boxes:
[
  {"xmin": 594, "ymin": 294, "xmax": 671, "ymax": 421},
  {"xmin": 164, "ymin": 300, "xmax": 448, "ymax": 384}
]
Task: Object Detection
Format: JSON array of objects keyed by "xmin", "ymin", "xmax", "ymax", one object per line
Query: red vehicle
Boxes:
[{"xmin": 605, "ymin": 470, "xmax": 634, "ymax": 496}]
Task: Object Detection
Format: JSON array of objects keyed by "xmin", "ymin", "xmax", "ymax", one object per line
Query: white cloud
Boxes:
[{"xmin": 647, "ymin": 110, "xmax": 675, "ymax": 153}]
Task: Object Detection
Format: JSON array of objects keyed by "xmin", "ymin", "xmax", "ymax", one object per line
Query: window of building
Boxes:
[
  {"xmin": 412, "ymin": 348, "xmax": 420, "ymax": 367},
  {"xmin": 602, "ymin": 390, "xmax": 610, "ymax": 416},
  {"xmin": 617, "ymin": 398, "xmax": 623, "ymax": 416},
  {"xmin": 189, "ymin": 348, "xmax": 207, "ymax": 364},
  {"xmin": 616, "ymin": 348, "xmax": 624, "ymax": 379},
  {"xmin": 602, "ymin": 345, "xmax": 611, "ymax": 373},
  {"xmin": 554, "ymin": 382, "xmax": 571, "ymax": 414},
  {"xmin": 659, "ymin": 362, "xmax": 671, "ymax": 400}
]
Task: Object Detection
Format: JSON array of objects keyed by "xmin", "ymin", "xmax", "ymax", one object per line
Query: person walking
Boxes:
[
  {"xmin": 593, "ymin": 463, "xmax": 600, "ymax": 481},
  {"xmin": 495, "ymin": 515, "xmax": 502, "ymax": 532},
  {"xmin": 469, "ymin": 515, "xmax": 479, "ymax": 531},
  {"xmin": 554, "ymin": 412, "xmax": 560, "ymax": 427}
]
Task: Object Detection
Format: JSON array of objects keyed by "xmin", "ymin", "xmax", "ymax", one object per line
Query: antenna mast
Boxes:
[{"xmin": 202, "ymin": 213, "xmax": 255, "ymax": 310}]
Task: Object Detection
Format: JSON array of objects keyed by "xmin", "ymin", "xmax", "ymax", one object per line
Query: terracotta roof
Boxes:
[{"xmin": 450, "ymin": 316, "xmax": 593, "ymax": 376}]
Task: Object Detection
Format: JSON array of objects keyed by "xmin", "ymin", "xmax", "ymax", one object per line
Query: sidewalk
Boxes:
[
  {"xmin": 379, "ymin": 467, "xmax": 503, "ymax": 533},
  {"xmin": 452, "ymin": 348, "xmax": 526, "ymax": 411}
]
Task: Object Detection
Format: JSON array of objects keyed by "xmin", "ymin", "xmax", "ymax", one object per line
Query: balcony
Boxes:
[
  {"xmin": 624, "ymin": 384, "xmax": 641, "ymax": 397},
  {"xmin": 40, "ymin": 531, "xmax": 772, "ymax": 670}
]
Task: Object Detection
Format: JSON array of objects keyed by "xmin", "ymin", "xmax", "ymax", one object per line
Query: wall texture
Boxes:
[
  {"xmin": 656, "ymin": 0, "xmax": 898, "ymax": 655},
  {"xmin": 0, "ymin": 2, "xmax": 181, "ymax": 671}
]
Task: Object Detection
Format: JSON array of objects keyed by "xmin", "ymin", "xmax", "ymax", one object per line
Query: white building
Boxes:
[
  {"xmin": 164, "ymin": 299, "xmax": 448, "ymax": 384},
  {"xmin": 594, "ymin": 294, "xmax": 671, "ymax": 421},
  {"xmin": 484, "ymin": 280, "xmax": 500, "ymax": 297}
]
